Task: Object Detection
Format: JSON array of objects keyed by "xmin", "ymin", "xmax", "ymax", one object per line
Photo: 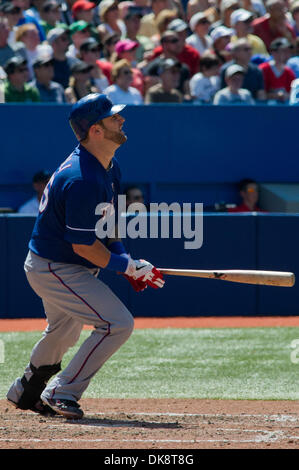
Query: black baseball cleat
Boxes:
[
  {"xmin": 41, "ymin": 397, "xmax": 84, "ymax": 419},
  {"xmin": 7, "ymin": 398, "xmax": 57, "ymax": 416}
]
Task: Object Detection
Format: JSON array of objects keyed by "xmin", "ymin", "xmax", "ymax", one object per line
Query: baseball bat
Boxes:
[{"xmin": 157, "ymin": 269, "xmax": 295, "ymax": 287}]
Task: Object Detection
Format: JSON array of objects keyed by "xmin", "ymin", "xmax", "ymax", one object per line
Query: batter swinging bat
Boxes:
[{"xmin": 157, "ymin": 269, "xmax": 295, "ymax": 287}]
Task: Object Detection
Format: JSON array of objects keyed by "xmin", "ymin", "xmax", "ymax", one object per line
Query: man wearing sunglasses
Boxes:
[
  {"xmin": 186, "ymin": 11, "xmax": 213, "ymax": 56},
  {"xmin": 3, "ymin": 55, "xmax": 40, "ymax": 101},
  {"xmin": 30, "ymin": 54, "xmax": 66, "ymax": 102}
]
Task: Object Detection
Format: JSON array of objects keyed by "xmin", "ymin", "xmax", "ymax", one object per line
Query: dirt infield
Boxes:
[
  {"xmin": 1, "ymin": 398, "xmax": 299, "ymax": 449},
  {"xmin": 1, "ymin": 317, "xmax": 298, "ymax": 449},
  {"xmin": 1, "ymin": 316, "xmax": 299, "ymax": 331}
]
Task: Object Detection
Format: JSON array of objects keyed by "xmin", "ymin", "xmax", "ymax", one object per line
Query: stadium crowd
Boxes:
[{"xmin": 0, "ymin": 0, "xmax": 299, "ymax": 104}]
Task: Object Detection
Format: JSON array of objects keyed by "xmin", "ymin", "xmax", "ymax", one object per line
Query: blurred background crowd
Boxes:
[{"xmin": 0, "ymin": 0, "xmax": 299, "ymax": 104}]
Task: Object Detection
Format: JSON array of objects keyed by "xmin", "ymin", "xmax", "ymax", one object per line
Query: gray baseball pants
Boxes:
[{"xmin": 8, "ymin": 250, "xmax": 134, "ymax": 403}]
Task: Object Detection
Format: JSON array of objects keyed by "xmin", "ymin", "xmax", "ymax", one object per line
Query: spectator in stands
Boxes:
[
  {"xmin": 167, "ymin": 18, "xmax": 200, "ymax": 75},
  {"xmin": 287, "ymin": 36, "xmax": 299, "ymax": 77},
  {"xmin": 124, "ymin": 6, "xmax": 155, "ymax": 61},
  {"xmin": 125, "ymin": 185, "xmax": 145, "ymax": 210},
  {"xmin": 104, "ymin": 58, "xmax": 144, "ymax": 104},
  {"xmin": 229, "ymin": 8, "xmax": 269, "ymax": 56},
  {"xmin": 102, "ymin": 31, "xmax": 120, "ymax": 62},
  {"xmin": 47, "ymin": 27, "xmax": 76, "ymax": 88},
  {"xmin": 145, "ymin": 57, "xmax": 184, "ymax": 102},
  {"xmin": 113, "ymin": 38, "xmax": 145, "ymax": 95},
  {"xmin": 18, "ymin": 170, "xmax": 51, "ymax": 215},
  {"xmin": 138, "ymin": 0, "xmax": 174, "ymax": 39},
  {"xmin": 289, "ymin": 76, "xmax": 299, "ymax": 103},
  {"xmin": 152, "ymin": 8, "xmax": 178, "ymax": 46},
  {"xmin": 0, "ymin": 3, "xmax": 22, "ymax": 46},
  {"xmin": 14, "ymin": 23, "xmax": 46, "ymax": 79},
  {"xmin": 39, "ymin": 0, "xmax": 64, "ymax": 37},
  {"xmin": 259, "ymin": 37, "xmax": 296, "ymax": 102},
  {"xmin": 251, "ymin": 0, "xmax": 296, "ymax": 51},
  {"xmin": 211, "ymin": 0, "xmax": 241, "ymax": 31},
  {"xmin": 213, "ymin": 63, "xmax": 255, "ymax": 103},
  {"xmin": 290, "ymin": 0, "xmax": 299, "ymax": 36},
  {"xmin": 186, "ymin": 12, "xmax": 213, "ymax": 56},
  {"xmin": 228, "ymin": 178, "xmax": 264, "ymax": 212},
  {"xmin": 189, "ymin": 52, "xmax": 221, "ymax": 103},
  {"xmin": 0, "ymin": 16, "xmax": 25, "ymax": 67},
  {"xmin": 97, "ymin": 0, "xmax": 126, "ymax": 39},
  {"xmin": 147, "ymin": 19, "xmax": 200, "ymax": 76},
  {"xmin": 79, "ymin": 38, "xmax": 109, "ymax": 92},
  {"xmin": 186, "ymin": 0, "xmax": 212, "ymax": 22},
  {"xmin": 71, "ymin": 0, "xmax": 96, "ymax": 24},
  {"xmin": 220, "ymin": 38, "xmax": 266, "ymax": 100},
  {"xmin": 65, "ymin": 59, "xmax": 96, "ymax": 102},
  {"xmin": 67, "ymin": 20, "xmax": 91, "ymax": 59},
  {"xmin": 11, "ymin": 0, "xmax": 46, "ymax": 42},
  {"xmin": 3, "ymin": 56, "xmax": 40, "ymax": 101},
  {"xmin": 143, "ymin": 31, "xmax": 191, "ymax": 98},
  {"xmin": 210, "ymin": 25, "xmax": 234, "ymax": 64},
  {"xmin": 30, "ymin": 53, "xmax": 66, "ymax": 102}
]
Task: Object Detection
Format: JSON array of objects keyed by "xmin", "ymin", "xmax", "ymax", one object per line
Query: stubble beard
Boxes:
[{"xmin": 102, "ymin": 126, "xmax": 127, "ymax": 146}]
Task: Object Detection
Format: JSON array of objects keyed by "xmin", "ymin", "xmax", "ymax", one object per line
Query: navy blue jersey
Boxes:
[{"xmin": 29, "ymin": 144, "xmax": 121, "ymax": 268}]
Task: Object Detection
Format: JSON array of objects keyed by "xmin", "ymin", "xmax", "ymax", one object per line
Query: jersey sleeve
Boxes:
[{"xmin": 64, "ymin": 179, "xmax": 102, "ymax": 245}]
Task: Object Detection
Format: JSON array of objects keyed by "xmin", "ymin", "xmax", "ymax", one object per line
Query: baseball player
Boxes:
[{"xmin": 7, "ymin": 93, "xmax": 164, "ymax": 419}]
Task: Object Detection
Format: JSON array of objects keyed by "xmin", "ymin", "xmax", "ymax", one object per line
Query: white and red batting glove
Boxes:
[{"xmin": 125, "ymin": 258, "xmax": 165, "ymax": 289}]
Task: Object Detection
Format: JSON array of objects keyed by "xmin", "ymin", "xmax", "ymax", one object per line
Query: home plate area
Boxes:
[{"xmin": 0, "ymin": 398, "xmax": 298, "ymax": 449}]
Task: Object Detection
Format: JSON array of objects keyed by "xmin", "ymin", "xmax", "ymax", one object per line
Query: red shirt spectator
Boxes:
[
  {"xmin": 148, "ymin": 42, "xmax": 200, "ymax": 76},
  {"xmin": 258, "ymin": 37, "xmax": 296, "ymax": 101},
  {"xmin": 259, "ymin": 61, "xmax": 295, "ymax": 93}
]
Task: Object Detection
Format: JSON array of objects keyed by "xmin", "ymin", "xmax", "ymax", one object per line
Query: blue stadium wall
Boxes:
[
  {"xmin": 0, "ymin": 104, "xmax": 298, "ymax": 318},
  {"xmin": 0, "ymin": 213, "xmax": 298, "ymax": 318}
]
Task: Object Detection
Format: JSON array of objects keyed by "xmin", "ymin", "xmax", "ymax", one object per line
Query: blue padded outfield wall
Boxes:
[
  {"xmin": 1, "ymin": 104, "xmax": 299, "ymax": 210},
  {"xmin": 0, "ymin": 213, "xmax": 298, "ymax": 318}
]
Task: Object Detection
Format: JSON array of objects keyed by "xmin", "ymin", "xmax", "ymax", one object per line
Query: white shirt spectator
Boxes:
[
  {"xmin": 186, "ymin": 34, "xmax": 213, "ymax": 55},
  {"xmin": 213, "ymin": 87, "xmax": 255, "ymax": 105},
  {"xmin": 290, "ymin": 78, "xmax": 299, "ymax": 105},
  {"xmin": 190, "ymin": 72, "xmax": 220, "ymax": 103},
  {"xmin": 104, "ymin": 84, "xmax": 143, "ymax": 105}
]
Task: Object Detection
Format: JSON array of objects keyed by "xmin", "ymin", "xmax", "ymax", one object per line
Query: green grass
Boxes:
[{"xmin": 0, "ymin": 327, "xmax": 299, "ymax": 400}]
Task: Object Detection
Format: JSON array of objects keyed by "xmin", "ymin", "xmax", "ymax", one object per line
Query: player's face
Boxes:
[{"xmin": 100, "ymin": 113, "xmax": 127, "ymax": 145}]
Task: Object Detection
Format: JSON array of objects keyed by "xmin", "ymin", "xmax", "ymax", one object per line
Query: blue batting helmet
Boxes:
[{"xmin": 69, "ymin": 93, "xmax": 126, "ymax": 141}]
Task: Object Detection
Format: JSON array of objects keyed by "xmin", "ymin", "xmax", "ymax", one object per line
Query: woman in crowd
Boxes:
[{"xmin": 104, "ymin": 58, "xmax": 144, "ymax": 104}]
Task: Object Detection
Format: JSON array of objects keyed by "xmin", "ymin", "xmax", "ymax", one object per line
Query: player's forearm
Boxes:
[{"xmin": 72, "ymin": 239, "xmax": 112, "ymax": 268}]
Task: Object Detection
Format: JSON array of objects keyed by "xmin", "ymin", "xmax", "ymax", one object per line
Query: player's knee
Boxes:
[{"xmin": 110, "ymin": 310, "xmax": 134, "ymax": 338}]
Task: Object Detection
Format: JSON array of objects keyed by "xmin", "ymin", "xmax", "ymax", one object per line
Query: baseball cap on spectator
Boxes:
[
  {"xmin": 3, "ymin": 56, "xmax": 27, "ymax": 75},
  {"xmin": 99, "ymin": 0, "xmax": 118, "ymax": 21},
  {"xmin": 290, "ymin": 1, "xmax": 299, "ymax": 14},
  {"xmin": 70, "ymin": 60, "xmax": 94, "ymax": 73},
  {"xmin": 210, "ymin": 26, "xmax": 234, "ymax": 43},
  {"xmin": 0, "ymin": 2, "xmax": 21, "ymax": 14},
  {"xmin": 69, "ymin": 20, "xmax": 90, "ymax": 36},
  {"xmin": 47, "ymin": 27, "xmax": 69, "ymax": 44},
  {"xmin": 33, "ymin": 53, "xmax": 54, "ymax": 68},
  {"xmin": 221, "ymin": 0, "xmax": 240, "ymax": 12},
  {"xmin": 80, "ymin": 37, "xmax": 102, "ymax": 52},
  {"xmin": 42, "ymin": 0, "xmax": 60, "ymax": 12},
  {"xmin": 230, "ymin": 8, "xmax": 254, "ymax": 26},
  {"xmin": 269, "ymin": 37, "xmax": 293, "ymax": 51},
  {"xmin": 189, "ymin": 12, "xmax": 210, "ymax": 32},
  {"xmin": 124, "ymin": 5, "xmax": 143, "ymax": 20},
  {"xmin": 167, "ymin": 18, "xmax": 188, "ymax": 33},
  {"xmin": 115, "ymin": 39, "xmax": 139, "ymax": 55},
  {"xmin": 157, "ymin": 57, "xmax": 182, "ymax": 75},
  {"xmin": 33, "ymin": 170, "xmax": 51, "ymax": 184},
  {"xmin": 225, "ymin": 63, "xmax": 245, "ymax": 78},
  {"xmin": 72, "ymin": 0, "xmax": 96, "ymax": 16}
]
